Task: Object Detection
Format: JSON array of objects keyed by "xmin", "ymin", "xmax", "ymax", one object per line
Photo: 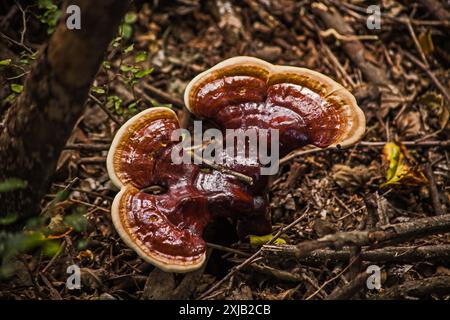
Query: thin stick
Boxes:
[
  {"xmin": 64, "ymin": 143, "xmax": 110, "ymax": 151},
  {"xmin": 405, "ymin": 18, "xmax": 429, "ymax": 68},
  {"xmin": 425, "ymin": 159, "xmax": 445, "ymax": 216},
  {"xmin": 280, "ymin": 140, "xmax": 450, "ymax": 165},
  {"xmin": 188, "ymin": 150, "xmax": 253, "ymax": 185},
  {"xmin": 402, "ymin": 50, "xmax": 450, "ymax": 106},
  {"xmin": 89, "ymin": 94, "xmax": 123, "ymax": 125},
  {"xmin": 306, "ymin": 257, "xmax": 358, "ymax": 300},
  {"xmin": 140, "ymin": 83, "xmax": 184, "ymax": 109},
  {"xmin": 198, "ymin": 209, "xmax": 309, "ymax": 300}
]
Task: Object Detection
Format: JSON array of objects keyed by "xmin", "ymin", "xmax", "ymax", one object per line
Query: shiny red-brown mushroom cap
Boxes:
[
  {"xmin": 107, "ymin": 107, "xmax": 207, "ymax": 272},
  {"xmin": 107, "ymin": 107, "xmax": 271, "ymax": 272},
  {"xmin": 184, "ymin": 56, "xmax": 366, "ymax": 153}
]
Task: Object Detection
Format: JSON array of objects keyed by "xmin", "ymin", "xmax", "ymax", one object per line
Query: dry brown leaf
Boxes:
[{"xmin": 332, "ymin": 164, "xmax": 374, "ymax": 191}]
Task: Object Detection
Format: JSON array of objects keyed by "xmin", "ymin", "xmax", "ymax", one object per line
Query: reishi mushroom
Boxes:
[{"xmin": 107, "ymin": 56, "xmax": 366, "ymax": 272}]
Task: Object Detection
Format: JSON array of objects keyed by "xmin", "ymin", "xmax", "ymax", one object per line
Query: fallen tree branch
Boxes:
[
  {"xmin": 263, "ymin": 214, "xmax": 450, "ymax": 259},
  {"xmin": 325, "ymin": 272, "xmax": 369, "ymax": 300},
  {"xmin": 263, "ymin": 244, "xmax": 450, "ymax": 264},
  {"xmin": 371, "ymin": 276, "xmax": 450, "ymax": 299},
  {"xmin": 198, "ymin": 209, "xmax": 309, "ymax": 300}
]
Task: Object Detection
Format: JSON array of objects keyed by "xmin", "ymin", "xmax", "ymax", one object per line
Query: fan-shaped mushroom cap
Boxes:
[
  {"xmin": 107, "ymin": 107, "xmax": 207, "ymax": 272},
  {"xmin": 184, "ymin": 56, "xmax": 365, "ymax": 151},
  {"xmin": 107, "ymin": 107, "xmax": 270, "ymax": 272}
]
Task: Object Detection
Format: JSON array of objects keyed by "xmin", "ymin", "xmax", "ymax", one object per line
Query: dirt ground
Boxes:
[{"xmin": 0, "ymin": 0, "xmax": 449, "ymax": 300}]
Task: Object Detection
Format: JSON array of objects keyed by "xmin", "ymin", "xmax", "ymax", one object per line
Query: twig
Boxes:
[
  {"xmin": 89, "ymin": 94, "xmax": 123, "ymax": 125},
  {"xmin": 312, "ymin": 2, "xmax": 389, "ymax": 86},
  {"xmin": 0, "ymin": 31, "xmax": 34, "ymax": 54},
  {"xmin": 331, "ymin": 0, "xmax": 450, "ymax": 27},
  {"xmin": 263, "ymin": 244, "xmax": 450, "ymax": 264},
  {"xmin": 306, "ymin": 257, "xmax": 358, "ymax": 300},
  {"xmin": 360, "ymin": 140, "xmax": 450, "ymax": 148},
  {"xmin": 325, "ymin": 272, "xmax": 369, "ymax": 300},
  {"xmin": 371, "ymin": 276, "xmax": 450, "ymax": 299},
  {"xmin": 280, "ymin": 140, "xmax": 450, "ymax": 166},
  {"xmin": 198, "ymin": 209, "xmax": 309, "ymax": 300},
  {"xmin": 242, "ymin": 0, "xmax": 281, "ymax": 29},
  {"xmin": 264, "ymin": 214, "xmax": 450, "ymax": 260},
  {"xmin": 140, "ymin": 83, "xmax": 184, "ymax": 109},
  {"xmin": 206, "ymin": 243, "xmax": 251, "ymax": 257},
  {"xmin": 425, "ymin": 160, "xmax": 445, "ymax": 216},
  {"xmin": 405, "ymin": 18, "xmax": 429, "ymax": 68},
  {"xmin": 64, "ymin": 143, "xmax": 110, "ymax": 152},
  {"xmin": 418, "ymin": 0, "xmax": 450, "ymax": 21},
  {"xmin": 188, "ymin": 150, "xmax": 254, "ymax": 185},
  {"xmin": 402, "ymin": 50, "xmax": 450, "ymax": 106},
  {"xmin": 15, "ymin": 1, "xmax": 27, "ymax": 46},
  {"xmin": 280, "ymin": 147, "xmax": 323, "ymax": 165},
  {"xmin": 320, "ymin": 28, "xmax": 378, "ymax": 41}
]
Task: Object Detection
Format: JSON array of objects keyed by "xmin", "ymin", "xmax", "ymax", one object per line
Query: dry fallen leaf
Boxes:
[
  {"xmin": 249, "ymin": 234, "xmax": 286, "ymax": 247},
  {"xmin": 418, "ymin": 92, "xmax": 449, "ymax": 130},
  {"xmin": 332, "ymin": 164, "xmax": 374, "ymax": 191},
  {"xmin": 381, "ymin": 142, "xmax": 428, "ymax": 187},
  {"xmin": 395, "ymin": 111, "xmax": 422, "ymax": 138},
  {"xmin": 418, "ymin": 29, "xmax": 435, "ymax": 56}
]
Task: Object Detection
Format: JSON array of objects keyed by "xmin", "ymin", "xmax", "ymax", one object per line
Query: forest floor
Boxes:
[{"xmin": 0, "ymin": 0, "xmax": 449, "ymax": 300}]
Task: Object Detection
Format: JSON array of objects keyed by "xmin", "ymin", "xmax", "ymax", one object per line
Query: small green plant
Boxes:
[
  {"xmin": 37, "ymin": 0, "xmax": 61, "ymax": 34},
  {"xmin": 0, "ymin": 178, "xmax": 88, "ymax": 278}
]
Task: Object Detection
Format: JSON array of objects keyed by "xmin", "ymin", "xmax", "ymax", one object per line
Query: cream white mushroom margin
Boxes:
[
  {"xmin": 184, "ymin": 56, "xmax": 366, "ymax": 149},
  {"xmin": 107, "ymin": 107, "xmax": 206, "ymax": 273}
]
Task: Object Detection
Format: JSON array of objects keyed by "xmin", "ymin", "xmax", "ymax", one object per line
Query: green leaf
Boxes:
[
  {"xmin": 111, "ymin": 36, "xmax": 122, "ymax": 48},
  {"xmin": 135, "ymin": 68, "xmax": 153, "ymax": 79},
  {"xmin": 249, "ymin": 234, "xmax": 286, "ymax": 247},
  {"xmin": 10, "ymin": 84, "xmax": 23, "ymax": 94},
  {"xmin": 134, "ymin": 51, "xmax": 148, "ymax": 63},
  {"xmin": 123, "ymin": 44, "xmax": 134, "ymax": 54},
  {"xmin": 0, "ymin": 213, "xmax": 18, "ymax": 226},
  {"xmin": 382, "ymin": 142, "xmax": 428, "ymax": 187},
  {"xmin": 91, "ymin": 86, "xmax": 106, "ymax": 95},
  {"xmin": 102, "ymin": 61, "xmax": 111, "ymax": 70},
  {"xmin": 119, "ymin": 24, "xmax": 133, "ymax": 39},
  {"xmin": 4, "ymin": 93, "xmax": 16, "ymax": 103},
  {"xmin": 124, "ymin": 12, "xmax": 138, "ymax": 24},
  {"xmin": 120, "ymin": 64, "xmax": 138, "ymax": 73},
  {"xmin": 64, "ymin": 212, "xmax": 87, "ymax": 232},
  {"xmin": 0, "ymin": 178, "xmax": 27, "ymax": 192},
  {"xmin": 107, "ymin": 96, "xmax": 123, "ymax": 114},
  {"xmin": 0, "ymin": 59, "xmax": 12, "ymax": 66},
  {"xmin": 43, "ymin": 240, "xmax": 60, "ymax": 257}
]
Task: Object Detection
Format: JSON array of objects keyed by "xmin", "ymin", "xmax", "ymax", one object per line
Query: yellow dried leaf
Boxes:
[
  {"xmin": 418, "ymin": 29, "xmax": 435, "ymax": 56},
  {"xmin": 249, "ymin": 234, "xmax": 286, "ymax": 247},
  {"xmin": 382, "ymin": 142, "xmax": 428, "ymax": 187},
  {"xmin": 76, "ymin": 249, "xmax": 94, "ymax": 262}
]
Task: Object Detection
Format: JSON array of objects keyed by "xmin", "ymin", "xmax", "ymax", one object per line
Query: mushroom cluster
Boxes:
[{"xmin": 107, "ymin": 57, "xmax": 366, "ymax": 272}]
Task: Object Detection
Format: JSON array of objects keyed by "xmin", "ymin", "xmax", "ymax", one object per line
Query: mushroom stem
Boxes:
[{"xmin": 187, "ymin": 150, "xmax": 254, "ymax": 186}]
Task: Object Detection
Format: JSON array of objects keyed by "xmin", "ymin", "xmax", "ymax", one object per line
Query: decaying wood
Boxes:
[
  {"xmin": 263, "ymin": 244, "xmax": 450, "ymax": 264},
  {"xmin": 372, "ymin": 276, "xmax": 450, "ymax": 300},
  {"xmin": 325, "ymin": 272, "xmax": 369, "ymax": 300},
  {"xmin": 263, "ymin": 214, "xmax": 450, "ymax": 259}
]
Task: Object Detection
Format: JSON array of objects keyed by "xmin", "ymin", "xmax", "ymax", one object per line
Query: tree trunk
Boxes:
[{"xmin": 0, "ymin": 0, "xmax": 127, "ymax": 219}]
